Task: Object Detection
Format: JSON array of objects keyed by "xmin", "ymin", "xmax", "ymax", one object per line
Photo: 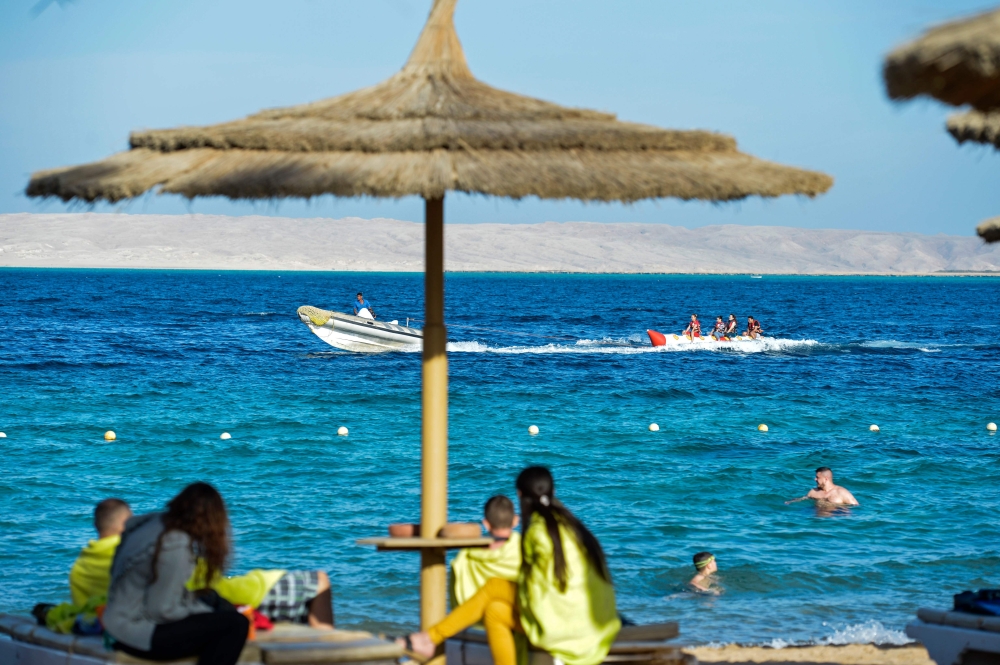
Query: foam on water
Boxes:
[
  {"xmin": 818, "ymin": 620, "xmax": 912, "ymax": 646},
  {"xmin": 446, "ymin": 337, "xmax": 819, "ymax": 354}
]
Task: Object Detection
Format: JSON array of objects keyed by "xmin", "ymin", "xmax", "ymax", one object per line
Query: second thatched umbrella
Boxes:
[
  {"xmin": 884, "ymin": 7, "xmax": 1000, "ymax": 242},
  {"xmin": 28, "ymin": 0, "xmax": 832, "ymax": 632}
]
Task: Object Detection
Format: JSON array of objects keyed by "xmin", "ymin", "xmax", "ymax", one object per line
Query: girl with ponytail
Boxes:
[{"xmin": 400, "ymin": 466, "xmax": 620, "ymax": 665}]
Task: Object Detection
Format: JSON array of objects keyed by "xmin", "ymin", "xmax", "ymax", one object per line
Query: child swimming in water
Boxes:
[{"xmin": 688, "ymin": 552, "xmax": 718, "ymax": 592}]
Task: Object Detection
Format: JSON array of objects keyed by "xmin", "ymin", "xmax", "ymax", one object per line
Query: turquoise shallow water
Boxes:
[{"xmin": 0, "ymin": 269, "xmax": 998, "ymax": 645}]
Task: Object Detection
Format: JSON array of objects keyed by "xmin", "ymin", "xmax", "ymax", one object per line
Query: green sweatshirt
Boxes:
[{"xmin": 517, "ymin": 516, "xmax": 620, "ymax": 665}]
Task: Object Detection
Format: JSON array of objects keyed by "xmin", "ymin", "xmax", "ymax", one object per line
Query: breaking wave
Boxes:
[
  {"xmin": 713, "ymin": 620, "xmax": 912, "ymax": 648},
  {"xmin": 818, "ymin": 620, "xmax": 912, "ymax": 646}
]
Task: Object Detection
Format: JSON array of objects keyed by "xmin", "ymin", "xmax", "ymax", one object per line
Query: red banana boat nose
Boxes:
[{"xmin": 647, "ymin": 329, "xmax": 667, "ymax": 347}]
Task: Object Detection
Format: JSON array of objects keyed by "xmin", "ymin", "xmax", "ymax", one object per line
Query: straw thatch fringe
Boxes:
[
  {"xmin": 884, "ymin": 8, "xmax": 1000, "ymax": 110},
  {"xmin": 978, "ymin": 217, "xmax": 1000, "ymax": 243},
  {"xmin": 129, "ymin": 119, "xmax": 735, "ymax": 154},
  {"xmin": 27, "ymin": 148, "xmax": 832, "ymax": 204},
  {"xmin": 27, "ymin": 0, "xmax": 832, "ymax": 204},
  {"xmin": 947, "ymin": 109, "xmax": 1000, "ymax": 148}
]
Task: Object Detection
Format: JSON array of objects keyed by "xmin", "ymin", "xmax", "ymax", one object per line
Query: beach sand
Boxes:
[
  {"xmin": 2, "ymin": 212, "xmax": 1000, "ymax": 274},
  {"xmin": 687, "ymin": 644, "xmax": 934, "ymax": 665}
]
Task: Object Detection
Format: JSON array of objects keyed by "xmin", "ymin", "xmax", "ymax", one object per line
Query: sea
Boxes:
[{"xmin": 1, "ymin": 269, "xmax": 998, "ymax": 646}]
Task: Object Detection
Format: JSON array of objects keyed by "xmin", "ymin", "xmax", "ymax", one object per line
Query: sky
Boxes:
[{"xmin": 1, "ymin": 0, "xmax": 998, "ymax": 235}]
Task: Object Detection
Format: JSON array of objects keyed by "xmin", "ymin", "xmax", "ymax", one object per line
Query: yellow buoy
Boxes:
[
  {"xmin": 757, "ymin": 424, "xmax": 768, "ymax": 432},
  {"xmin": 648, "ymin": 423, "xmax": 659, "ymax": 432},
  {"xmin": 528, "ymin": 425, "xmax": 539, "ymax": 435},
  {"xmin": 220, "ymin": 432, "xmax": 231, "ymax": 440},
  {"xmin": 988, "ymin": 422, "xmax": 998, "ymax": 432},
  {"xmin": 337, "ymin": 426, "xmax": 349, "ymax": 436},
  {"xmin": 104, "ymin": 431, "xmax": 116, "ymax": 441},
  {"xmin": 869, "ymin": 424, "xmax": 880, "ymax": 432}
]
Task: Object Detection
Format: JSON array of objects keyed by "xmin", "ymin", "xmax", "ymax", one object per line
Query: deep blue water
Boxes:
[{"xmin": 1, "ymin": 269, "xmax": 998, "ymax": 646}]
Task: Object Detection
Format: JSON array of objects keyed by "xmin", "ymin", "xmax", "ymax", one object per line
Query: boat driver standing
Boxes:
[{"xmin": 353, "ymin": 292, "xmax": 376, "ymax": 319}]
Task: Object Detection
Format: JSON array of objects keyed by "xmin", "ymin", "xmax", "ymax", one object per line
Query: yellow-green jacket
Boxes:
[
  {"xmin": 50, "ymin": 536, "xmax": 284, "ymax": 634},
  {"xmin": 69, "ymin": 535, "xmax": 285, "ymax": 609},
  {"xmin": 517, "ymin": 516, "xmax": 620, "ymax": 665},
  {"xmin": 450, "ymin": 533, "xmax": 521, "ymax": 607},
  {"xmin": 186, "ymin": 561, "xmax": 286, "ymax": 608},
  {"xmin": 70, "ymin": 535, "xmax": 120, "ymax": 606}
]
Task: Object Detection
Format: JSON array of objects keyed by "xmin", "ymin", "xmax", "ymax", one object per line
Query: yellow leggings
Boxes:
[{"xmin": 427, "ymin": 578, "xmax": 520, "ymax": 665}]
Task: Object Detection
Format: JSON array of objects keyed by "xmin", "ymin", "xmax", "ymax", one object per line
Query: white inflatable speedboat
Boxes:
[{"xmin": 298, "ymin": 306, "xmax": 422, "ymax": 352}]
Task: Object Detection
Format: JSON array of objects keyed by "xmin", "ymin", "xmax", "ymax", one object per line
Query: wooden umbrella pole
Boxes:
[{"xmin": 420, "ymin": 196, "xmax": 448, "ymax": 635}]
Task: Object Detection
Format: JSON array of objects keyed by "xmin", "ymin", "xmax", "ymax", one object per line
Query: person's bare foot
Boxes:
[
  {"xmin": 308, "ymin": 616, "xmax": 335, "ymax": 631},
  {"xmin": 396, "ymin": 631, "xmax": 435, "ymax": 660}
]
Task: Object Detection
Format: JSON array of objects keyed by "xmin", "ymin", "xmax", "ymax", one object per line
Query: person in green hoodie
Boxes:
[
  {"xmin": 450, "ymin": 495, "xmax": 521, "ymax": 609},
  {"xmin": 399, "ymin": 466, "xmax": 620, "ymax": 665},
  {"xmin": 36, "ymin": 498, "xmax": 133, "ymax": 633},
  {"xmin": 71, "ymin": 498, "xmax": 133, "ymax": 606}
]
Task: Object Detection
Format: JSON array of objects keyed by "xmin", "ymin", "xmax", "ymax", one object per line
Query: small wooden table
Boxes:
[{"xmin": 355, "ymin": 536, "xmax": 493, "ymax": 552}]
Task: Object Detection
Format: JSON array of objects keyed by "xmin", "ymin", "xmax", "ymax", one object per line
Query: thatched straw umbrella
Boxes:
[
  {"xmin": 884, "ymin": 8, "xmax": 1000, "ymax": 111},
  {"xmin": 884, "ymin": 7, "xmax": 1000, "ymax": 243},
  {"xmin": 977, "ymin": 216, "xmax": 1000, "ymax": 242},
  {"xmin": 27, "ymin": 0, "xmax": 832, "ymax": 632},
  {"xmin": 947, "ymin": 107, "xmax": 1000, "ymax": 147}
]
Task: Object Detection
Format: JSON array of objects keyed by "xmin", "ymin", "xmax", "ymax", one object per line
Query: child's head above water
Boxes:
[
  {"xmin": 693, "ymin": 551, "xmax": 717, "ymax": 575},
  {"xmin": 483, "ymin": 495, "xmax": 518, "ymax": 538},
  {"xmin": 94, "ymin": 498, "xmax": 132, "ymax": 539}
]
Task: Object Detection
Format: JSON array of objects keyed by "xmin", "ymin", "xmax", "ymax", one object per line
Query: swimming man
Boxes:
[
  {"xmin": 353, "ymin": 292, "xmax": 375, "ymax": 319},
  {"xmin": 786, "ymin": 467, "xmax": 859, "ymax": 506}
]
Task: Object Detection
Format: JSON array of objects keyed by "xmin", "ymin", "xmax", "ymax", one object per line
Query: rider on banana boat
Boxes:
[
  {"xmin": 683, "ymin": 314, "xmax": 701, "ymax": 339},
  {"xmin": 745, "ymin": 316, "xmax": 763, "ymax": 339},
  {"xmin": 724, "ymin": 314, "xmax": 738, "ymax": 337},
  {"xmin": 710, "ymin": 317, "xmax": 727, "ymax": 340}
]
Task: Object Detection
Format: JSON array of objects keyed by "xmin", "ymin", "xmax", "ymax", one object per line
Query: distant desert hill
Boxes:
[{"xmin": 1, "ymin": 213, "xmax": 999, "ymax": 274}]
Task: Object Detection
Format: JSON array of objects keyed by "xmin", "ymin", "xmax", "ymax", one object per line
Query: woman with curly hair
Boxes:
[
  {"xmin": 103, "ymin": 482, "xmax": 249, "ymax": 665},
  {"xmin": 400, "ymin": 466, "xmax": 620, "ymax": 665}
]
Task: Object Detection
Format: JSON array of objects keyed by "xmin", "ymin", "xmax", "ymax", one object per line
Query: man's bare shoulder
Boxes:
[{"xmin": 833, "ymin": 486, "xmax": 859, "ymax": 505}]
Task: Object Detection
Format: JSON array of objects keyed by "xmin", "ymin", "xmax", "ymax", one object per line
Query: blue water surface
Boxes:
[{"xmin": 0, "ymin": 269, "xmax": 998, "ymax": 645}]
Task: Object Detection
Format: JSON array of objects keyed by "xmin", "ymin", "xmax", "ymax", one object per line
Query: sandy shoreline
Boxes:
[
  {"xmin": 687, "ymin": 644, "xmax": 933, "ymax": 665},
  {"xmin": 2, "ymin": 213, "xmax": 1000, "ymax": 275}
]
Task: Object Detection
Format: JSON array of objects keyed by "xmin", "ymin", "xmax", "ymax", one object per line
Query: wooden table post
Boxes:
[{"xmin": 421, "ymin": 196, "xmax": 448, "ymax": 641}]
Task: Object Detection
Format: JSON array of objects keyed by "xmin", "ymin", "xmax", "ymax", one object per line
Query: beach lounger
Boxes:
[
  {"xmin": 0, "ymin": 613, "xmax": 403, "ymax": 664},
  {"xmin": 907, "ymin": 608, "xmax": 1000, "ymax": 665},
  {"xmin": 444, "ymin": 622, "xmax": 694, "ymax": 665}
]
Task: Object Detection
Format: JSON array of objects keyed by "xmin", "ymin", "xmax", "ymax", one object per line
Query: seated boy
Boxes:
[
  {"xmin": 70, "ymin": 498, "xmax": 132, "ymax": 606},
  {"xmin": 35, "ymin": 498, "xmax": 133, "ymax": 633},
  {"xmin": 450, "ymin": 495, "xmax": 521, "ymax": 608},
  {"xmin": 688, "ymin": 551, "xmax": 719, "ymax": 592}
]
